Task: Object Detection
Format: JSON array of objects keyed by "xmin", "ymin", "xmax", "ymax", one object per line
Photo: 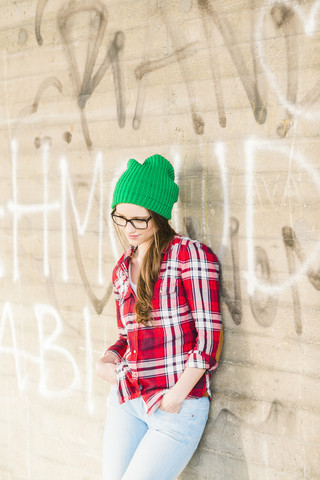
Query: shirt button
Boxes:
[{"xmin": 133, "ymin": 350, "xmax": 136, "ymax": 354}]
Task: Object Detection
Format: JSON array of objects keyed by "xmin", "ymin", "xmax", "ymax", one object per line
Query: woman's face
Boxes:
[{"xmin": 114, "ymin": 203, "xmax": 157, "ymax": 250}]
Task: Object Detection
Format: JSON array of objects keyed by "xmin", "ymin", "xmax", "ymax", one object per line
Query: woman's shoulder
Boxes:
[{"xmin": 166, "ymin": 235, "xmax": 218, "ymax": 262}]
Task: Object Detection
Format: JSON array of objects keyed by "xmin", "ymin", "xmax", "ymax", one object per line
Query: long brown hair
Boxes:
[
  {"xmin": 135, "ymin": 212, "xmax": 176, "ymax": 325},
  {"xmin": 113, "ymin": 210, "xmax": 177, "ymax": 325}
]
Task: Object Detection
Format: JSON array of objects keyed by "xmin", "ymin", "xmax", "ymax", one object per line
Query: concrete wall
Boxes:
[{"xmin": 0, "ymin": 0, "xmax": 319, "ymax": 478}]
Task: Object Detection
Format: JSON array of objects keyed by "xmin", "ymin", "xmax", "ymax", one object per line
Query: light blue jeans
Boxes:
[{"xmin": 102, "ymin": 386, "xmax": 209, "ymax": 480}]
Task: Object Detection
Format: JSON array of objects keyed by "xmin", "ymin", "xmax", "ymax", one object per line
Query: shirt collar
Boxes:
[
  {"xmin": 119, "ymin": 235, "xmax": 181, "ymax": 270},
  {"xmin": 119, "ymin": 245, "xmax": 136, "ymax": 275}
]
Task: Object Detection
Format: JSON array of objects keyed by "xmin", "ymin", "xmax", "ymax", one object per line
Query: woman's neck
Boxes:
[
  {"xmin": 134, "ymin": 246, "xmax": 147, "ymax": 264},
  {"xmin": 133, "ymin": 239, "xmax": 152, "ymax": 263}
]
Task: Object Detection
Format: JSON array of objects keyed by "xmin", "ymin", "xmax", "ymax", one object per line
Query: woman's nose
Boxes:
[{"xmin": 126, "ymin": 221, "xmax": 136, "ymax": 234}]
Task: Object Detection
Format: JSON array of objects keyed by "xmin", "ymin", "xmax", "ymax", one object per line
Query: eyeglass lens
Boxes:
[{"xmin": 112, "ymin": 215, "xmax": 149, "ymax": 229}]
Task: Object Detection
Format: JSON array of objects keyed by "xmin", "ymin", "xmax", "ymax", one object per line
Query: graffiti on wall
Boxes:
[
  {"xmin": 25, "ymin": 0, "xmax": 320, "ymax": 147},
  {"xmin": 1, "ymin": 137, "xmax": 319, "ymax": 414},
  {"xmin": 0, "ymin": 0, "xmax": 319, "ymax": 445}
]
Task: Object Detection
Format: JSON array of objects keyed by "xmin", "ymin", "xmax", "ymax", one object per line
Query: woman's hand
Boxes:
[
  {"xmin": 96, "ymin": 352, "xmax": 119, "ymax": 384},
  {"xmin": 159, "ymin": 367, "xmax": 207, "ymax": 413},
  {"xmin": 159, "ymin": 389, "xmax": 184, "ymax": 414}
]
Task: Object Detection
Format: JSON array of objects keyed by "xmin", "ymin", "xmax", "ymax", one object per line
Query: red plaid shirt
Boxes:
[{"xmin": 106, "ymin": 235, "xmax": 222, "ymax": 415}]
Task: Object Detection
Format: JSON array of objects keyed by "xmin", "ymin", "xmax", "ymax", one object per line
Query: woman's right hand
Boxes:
[{"xmin": 96, "ymin": 352, "xmax": 119, "ymax": 384}]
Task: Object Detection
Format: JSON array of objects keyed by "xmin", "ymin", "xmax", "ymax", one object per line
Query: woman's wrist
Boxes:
[
  {"xmin": 103, "ymin": 351, "xmax": 120, "ymax": 364},
  {"xmin": 169, "ymin": 382, "xmax": 189, "ymax": 403},
  {"xmin": 170, "ymin": 367, "xmax": 206, "ymax": 401}
]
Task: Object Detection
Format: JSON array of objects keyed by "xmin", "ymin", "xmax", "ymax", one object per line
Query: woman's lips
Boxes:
[{"xmin": 128, "ymin": 234, "xmax": 139, "ymax": 240}]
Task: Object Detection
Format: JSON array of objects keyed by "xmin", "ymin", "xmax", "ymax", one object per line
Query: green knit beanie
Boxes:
[{"xmin": 112, "ymin": 154, "xmax": 179, "ymax": 219}]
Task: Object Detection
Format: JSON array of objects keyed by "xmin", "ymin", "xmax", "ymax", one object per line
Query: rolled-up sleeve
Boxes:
[{"xmin": 180, "ymin": 242, "xmax": 222, "ymax": 372}]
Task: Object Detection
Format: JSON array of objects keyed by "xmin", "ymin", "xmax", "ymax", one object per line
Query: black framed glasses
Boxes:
[{"xmin": 111, "ymin": 210, "xmax": 152, "ymax": 230}]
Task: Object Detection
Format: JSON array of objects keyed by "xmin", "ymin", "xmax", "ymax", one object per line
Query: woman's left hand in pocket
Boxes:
[{"xmin": 159, "ymin": 389, "xmax": 184, "ymax": 414}]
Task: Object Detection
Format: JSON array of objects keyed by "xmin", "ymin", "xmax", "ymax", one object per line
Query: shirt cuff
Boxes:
[
  {"xmin": 186, "ymin": 349, "xmax": 218, "ymax": 372},
  {"xmin": 104, "ymin": 348, "xmax": 123, "ymax": 361}
]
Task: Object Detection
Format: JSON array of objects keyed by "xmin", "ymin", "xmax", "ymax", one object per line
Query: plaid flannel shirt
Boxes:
[{"xmin": 106, "ymin": 235, "xmax": 222, "ymax": 415}]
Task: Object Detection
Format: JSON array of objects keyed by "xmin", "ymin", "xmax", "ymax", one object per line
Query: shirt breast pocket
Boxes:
[
  {"xmin": 118, "ymin": 289, "xmax": 136, "ymax": 327},
  {"xmin": 155, "ymin": 279, "xmax": 180, "ymax": 326}
]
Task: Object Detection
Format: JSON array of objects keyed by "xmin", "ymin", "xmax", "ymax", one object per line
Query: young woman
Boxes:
[{"xmin": 96, "ymin": 154, "xmax": 222, "ymax": 480}]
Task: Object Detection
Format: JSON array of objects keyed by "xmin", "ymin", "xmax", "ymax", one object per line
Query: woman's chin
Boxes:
[{"xmin": 127, "ymin": 236, "xmax": 140, "ymax": 245}]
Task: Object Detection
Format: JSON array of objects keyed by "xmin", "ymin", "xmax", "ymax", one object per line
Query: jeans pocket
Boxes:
[
  {"xmin": 157, "ymin": 407, "xmax": 180, "ymax": 417},
  {"xmin": 157, "ymin": 398, "xmax": 207, "ymax": 418},
  {"xmin": 153, "ymin": 399, "xmax": 208, "ymax": 445},
  {"xmin": 179, "ymin": 398, "xmax": 209, "ymax": 419}
]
